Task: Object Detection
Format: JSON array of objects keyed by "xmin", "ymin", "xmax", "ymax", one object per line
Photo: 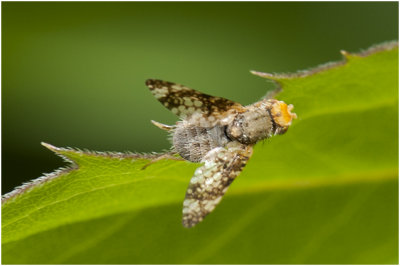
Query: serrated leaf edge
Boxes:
[
  {"xmin": 1, "ymin": 142, "xmax": 174, "ymax": 204},
  {"xmin": 251, "ymin": 40, "xmax": 398, "ymax": 82}
]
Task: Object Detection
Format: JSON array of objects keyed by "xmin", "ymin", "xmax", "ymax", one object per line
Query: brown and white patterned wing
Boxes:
[
  {"xmin": 182, "ymin": 141, "xmax": 253, "ymax": 228},
  {"xmin": 146, "ymin": 79, "xmax": 245, "ymax": 126}
]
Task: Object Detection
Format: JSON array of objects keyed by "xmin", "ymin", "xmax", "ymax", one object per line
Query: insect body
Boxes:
[{"xmin": 146, "ymin": 79, "xmax": 297, "ymax": 228}]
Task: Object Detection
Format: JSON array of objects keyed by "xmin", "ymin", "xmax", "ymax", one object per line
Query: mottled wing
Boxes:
[
  {"xmin": 182, "ymin": 141, "xmax": 253, "ymax": 228},
  {"xmin": 146, "ymin": 79, "xmax": 245, "ymax": 126}
]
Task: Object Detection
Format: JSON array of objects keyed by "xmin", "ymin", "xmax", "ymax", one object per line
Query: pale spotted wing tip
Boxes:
[
  {"xmin": 145, "ymin": 79, "xmax": 156, "ymax": 89},
  {"xmin": 182, "ymin": 221, "xmax": 192, "ymax": 228},
  {"xmin": 146, "ymin": 79, "xmax": 174, "ymax": 91},
  {"xmin": 182, "ymin": 217, "xmax": 200, "ymax": 228}
]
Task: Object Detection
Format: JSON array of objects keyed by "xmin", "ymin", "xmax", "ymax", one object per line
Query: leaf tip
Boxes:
[
  {"xmin": 250, "ymin": 70, "xmax": 274, "ymax": 78},
  {"xmin": 41, "ymin": 142, "xmax": 79, "ymax": 166},
  {"xmin": 41, "ymin": 142, "xmax": 60, "ymax": 152},
  {"xmin": 340, "ymin": 49, "xmax": 351, "ymax": 59}
]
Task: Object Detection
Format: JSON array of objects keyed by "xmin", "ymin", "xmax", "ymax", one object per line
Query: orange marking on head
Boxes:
[{"xmin": 271, "ymin": 101, "xmax": 297, "ymax": 127}]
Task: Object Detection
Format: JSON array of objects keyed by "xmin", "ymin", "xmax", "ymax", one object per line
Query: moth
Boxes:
[{"xmin": 146, "ymin": 79, "xmax": 297, "ymax": 228}]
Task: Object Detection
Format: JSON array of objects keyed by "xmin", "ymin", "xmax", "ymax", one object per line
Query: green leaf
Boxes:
[{"xmin": 2, "ymin": 42, "xmax": 398, "ymax": 264}]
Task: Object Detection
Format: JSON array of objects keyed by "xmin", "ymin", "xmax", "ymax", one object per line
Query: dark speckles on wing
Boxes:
[
  {"xmin": 146, "ymin": 79, "xmax": 245, "ymax": 125},
  {"xmin": 182, "ymin": 141, "xmax": 253, "ymax": 228}
]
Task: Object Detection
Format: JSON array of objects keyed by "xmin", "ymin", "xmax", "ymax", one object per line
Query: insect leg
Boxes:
[{"xmin": 151, "ymin": 120, "xmax": 175, "ymax": 131}]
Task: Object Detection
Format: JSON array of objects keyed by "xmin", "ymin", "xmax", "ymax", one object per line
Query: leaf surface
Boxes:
[{"xmin": 2, "ymin": 42, "xmax": 398, "ymax": 264}]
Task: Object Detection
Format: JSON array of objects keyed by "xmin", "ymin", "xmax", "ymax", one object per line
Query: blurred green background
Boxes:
[{"xmin": 2, "ymin": 2, "xmax": 398, "ymax": 194}]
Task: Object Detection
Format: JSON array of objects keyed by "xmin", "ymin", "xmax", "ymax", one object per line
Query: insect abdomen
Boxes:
[{"xmin": 173, "ymin": 123, "xmax": 229, "ymax": 163}]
